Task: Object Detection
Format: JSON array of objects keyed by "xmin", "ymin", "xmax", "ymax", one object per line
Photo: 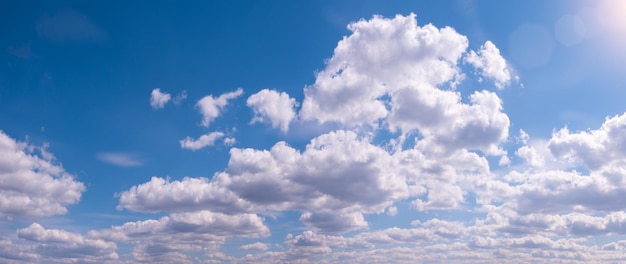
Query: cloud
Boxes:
[
  {"xmin": 28, "ymin": 12, "xmax": 626, "ymax": 263},
  {"xmin": 300, "ymin": 211, "xmax": 368, "ymax": 234},
  {"xmin": 117, "ymin": 176, "xmax": 253, "ymax": 214},
  {"xmin": 548, "ymin": 112, "xmax": 626, "ymax": 170},
  {"xmin": 37, "ymin": 8, "xmax": 106, "ymax": 43},
  {"xmin": 150, "ymin": 88, "xmax": 171, "ymax": 109},
  {"xmin": 298, "ymin": 14, "xmax": 510, "ymax": 154},
  {"xmin": 465, "ymin": 40, "xmax": 513, "ymax": 89},
  {"xmin": 299, "ymin": 13, "xmax": 469, "ymax": 128},
  {"xmin": 87, "ymin": 210, "xmax": 269, "ymax": 262},
  {"xmin": 240, "ymin": 242, "xmax": 269, "ymax": 251},
  {"xmin": 179, "ymin": 131, "xmax": 224, "ymax": 151},
  {"xmin": 97, "ymin": 152, "xmax": 142, "ymax": 167},
  {"xmin": 173, "ymin": 90, "xmax": 188, "ymax": 104},
  {"xmin": 197, "ymin": 88, "xmax": 243, "ymax": 127},
  {"xmin": 0, "ymin": 236, "xmax": 39, "ymax": 263},
  {"xmin": 386, "ymin": 206, "xmax": 398, "ymax": 216},
  {"xmin": 118, "ymin": 128, "xmax": 491, "ymax": 234},
  {"xmin": 17, "ymin": 223, "xmax": 118, "ymax": 262},
  {"xmin": 89, "ymin": 211, "xmax": 269, "ymax": 241},
  {"xmin": 247, "ymin": 89, "xmax": 297, "ymax": 132},
  {"xmin": 0, "ymin": 130, "xmax": 85, "ymax": 218}
]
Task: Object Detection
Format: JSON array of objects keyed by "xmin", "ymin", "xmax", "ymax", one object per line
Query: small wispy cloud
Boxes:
[
  {"xmin": 97, "ymin": 152, "xmax": 143, "ymax": 167},
  {"xmin": 173, "ymin": 90, "xmax": 188, "ymax": 104}
]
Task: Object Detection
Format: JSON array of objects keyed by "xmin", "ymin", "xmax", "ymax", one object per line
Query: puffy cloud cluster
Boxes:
[
  {"xmin": 0, "ymin": 131, "xmax": 85, "ymax": 218},
  {"xmin": 548, "ymin": 113, "xmax": 626, "ymax": 170},
  {"xmin": 16, "ymin": 223, "xmax": 118, "ymax": 262},
  {"xmin": 295, "ymin": 14, "xmax": 510, "ymax": 155},
  {"xmin": 119, "ymin": 129, "xmax": 491, "ymax": 233}
]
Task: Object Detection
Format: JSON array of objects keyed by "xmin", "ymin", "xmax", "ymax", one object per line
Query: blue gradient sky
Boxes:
[{"xmin": 2, "ymin": 0, "xmax": 626, "ymax": 263}]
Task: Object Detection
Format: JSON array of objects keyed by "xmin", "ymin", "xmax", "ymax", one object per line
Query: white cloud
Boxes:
[
  {"xmin": 87, "ymin": 210, "xmax": 269, "ymax": 263},
  {"xmin": 17, "ymin": 223, "xmax": 118, "ymax": 262},
  {"xmin": 298, "ymin": 14, "xmax": 510, "ymax": 154},
  {"xmin": 465, "ymin": 40, "xmax": 513, "ymax": 89},
  {"xmin": 300, "ymin": 14, "xmax": 470, "ymax": 129},
  {"xmin": 247, "ymin": 89, "xmax": 297, "ymax": 132},
  {"xmin": 118, "ymin": 128, "xmax": 493, "ymax": 234},
  {"xmin": 196, "ymin": 88, "xmax": 243, "ymax": 127},
  {"xmin": 0, "ymin": 130, "xmax": 85, "ymax": 218},
  {"xmin": 218, "ymin": 130, "xmax": 413, "ymax": 218},
  {"xmin": 90, "ymin": 210, "xmax": 269, "ymax": 241},
  {"xmin": 179, "ymin": 131, "xmax": 224, "ymax": 151},
  {"xmin": 0, "ymin": 236, "xmax": 39, "ymax": 263},
  {"xmin": 386, "ymin": 206, "xmax": 398, "ymax": 216},
  {"xmin": 97, "ymin": 152, "xmax": 143, "ymax": 167},
  {"xmin": 240, "ymin": 242, "xmax": 269, "ymax": 251},
  {"xmin": 300, "ymin": 211, "xmax": 368, "ymax": 234},
  {"xmin": 224, "ymin": 137, "xmax": 236, "ymax": 146},
  {"xmin": 548, "ymin": 112, "xmax": 626, "ymax": 170},
  {"xmin": 150, "ymin": 88, "xmax": 171, "ymax": 109},
  {"xmin": 117, "ymin": 176, "xmax": 253, "ymax": 214}
]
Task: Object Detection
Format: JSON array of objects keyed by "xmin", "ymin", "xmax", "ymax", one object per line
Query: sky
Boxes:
[{"xmin": 2, "ymin": 0, "xmax": 626, "ymax": 263}]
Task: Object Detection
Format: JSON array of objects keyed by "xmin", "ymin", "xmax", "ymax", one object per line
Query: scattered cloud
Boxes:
[
  {"xmin": 117, "ymin": 176, "xmax": 252, "ymax": 214},
  {"xmin": 240, "ymin": 242, "xmax": 269, "ymax": 251},
  {"xmin": 17, "ymin": 223, "xmax": 118, "ymax": 262},
  {"xmin": 173, "ymin": 90, "xmax": 188, "ymax": 104},
  {"xmin": 465, "ymin": 40, "xmax": 513, "ymax": 89},
  {"xmin": 0, "ymin": 130, "xmax": 85, "ymax": 218},
  {"xmin": 300, "ymin": 13, "xmax": 468, "ymax": 129},
  {"xmin": 247, "ymin": 89, "xmax": 297, "ymax": 132},
  {"xmin": 224, "ymin": 137, "xmax": 236, "ymax": 146},
  {"xmin": 179, "ymin": 131, "xmax": 224, "ymax": 151},
  {"xmin": 97, "ymin": 152, "xmax": 143, "ymax": 167},
  {"xmin": 150, "ymin": 88, "xmax": 171, "ymax": 109},
  {"xmin": 196, "ymin": 88, "xmax": 243, "ymax": 127},
  {"xmin": 5, "ymin": 10, "xmax": 626, "ymax": 263}
]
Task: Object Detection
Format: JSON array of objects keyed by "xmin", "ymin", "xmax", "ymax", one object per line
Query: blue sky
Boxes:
[{"xmin": 2, "ymin": 0, "xmax": 626, "ymax": 263}]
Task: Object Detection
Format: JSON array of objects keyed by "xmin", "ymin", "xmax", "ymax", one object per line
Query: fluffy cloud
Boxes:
[
  {"xmin": 89, "ymin": 210, "xmax": 269, "ymax": 242},
  {"xmin": 59, "ymin": 13, "xmax": 626, "ymax": 263},
  {"xmin": 548, "ymin": 112, "xmax": 626, "ymax": 170},
  {"xmin": 179, "ymin": 131, "xmax": 224, "ymax": 150},
  {"xmin": 16, "ymin": 223, "xmax": 118, "ymax": 262},
  {"xmin": 0, "ymin": 131, "xmax": 85, "ymax": 218},
  {"xmin": 150, "ymin": 88, "xmax": 171, "ymax": 109},
  {"xmin": 1, "ymin": 211, "xmax": 269, "ymax": 263},
  {"xmin": 119, "ymin": 131, "xmax": 414, "ymax": 232},
  {"xmin": 196, "ymin": 88, "xmax": 243, "ymax": 127},
  {"xmin": 218, "ymin": 130, "xmax": 413, "ymax": 218},
  {"xmin": 247, "ymin": 89, "xmax": 297, "ymax": 132},
  {"xmin": 0, "ymin": 236, "xmax": 38, "ymax": 263},
  {"xmin": 117, "ymin": 176, "xmax": 252, "ymax": 214},
  {"xmin": 300, "ymin": 14, "xmax": 469, "ymax": 128},
  {"xmin": 298, "ymin": 14, "xmax": 509, "ymax": 154},
  {"xmin": 118, "ymin": 128, "xmax": 493, "ymax": 234},
  {"xmin": 465, "ymin": 40, "xmax": 513, "ymax": 89},
  {"xmin": 87, "ymin": 211, "xmax": 268, "ymax": 263}
]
